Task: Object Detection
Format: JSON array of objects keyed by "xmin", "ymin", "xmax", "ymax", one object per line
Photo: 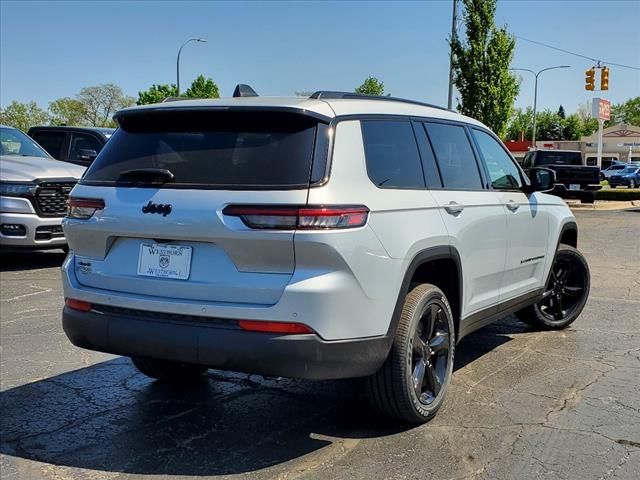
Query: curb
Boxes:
[{"xmin": 567, "ymin": 200, "xmax": 640, "ymax": 211}]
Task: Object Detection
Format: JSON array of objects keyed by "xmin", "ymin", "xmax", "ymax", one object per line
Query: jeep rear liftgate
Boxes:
[{"xmin": 64, "ymin": 109, "xmax": 330, "ymax": 305}]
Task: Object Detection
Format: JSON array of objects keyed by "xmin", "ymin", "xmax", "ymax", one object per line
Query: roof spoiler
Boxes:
[{"xmin": 233, "ymin": 84, "xmax": 258, "ymax": 98}]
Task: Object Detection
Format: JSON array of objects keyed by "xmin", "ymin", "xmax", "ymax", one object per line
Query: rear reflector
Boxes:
[
  {"xmin": 238, "ymin": 320, "xmax": 314, "ymax": 334},
  {"xmin": 65, "ymin": 298, "xmax": 93, "ymax": 312},
  {"xmin": 67, "ymin": 198, "xmax": 105, "ymax": 220},
  {"xmin": 223, "ymin": 205, "xmax": 369, "ymax": 230}
]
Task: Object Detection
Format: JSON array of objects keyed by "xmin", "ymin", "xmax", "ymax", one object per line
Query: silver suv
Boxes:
[
  {"xmin": 61, "ymin": 90, "xmax": 590, "ymax": 423},
  {"xmin": 1, "ymin": 125, "xmax": 85, "ymax": 249}
]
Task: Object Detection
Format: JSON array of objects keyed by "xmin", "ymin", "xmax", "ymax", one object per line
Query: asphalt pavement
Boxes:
[{"xmin": 1, "ymin": 209, "xmax": 639, "ymax": 480}]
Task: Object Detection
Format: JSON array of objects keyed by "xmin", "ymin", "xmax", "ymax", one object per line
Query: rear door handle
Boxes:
[
  {"xmin": 506, "ymin": 200, "xmax": 520, "ymax": 212},
  {"xmin": 444, "ymin": 201, "xmax": 465, "ymax": 216}
]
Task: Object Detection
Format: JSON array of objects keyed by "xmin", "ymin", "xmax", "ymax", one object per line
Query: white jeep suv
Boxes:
[{"xmin": 61, "ymin": 89, "xmax": 590, "ymax": 423}]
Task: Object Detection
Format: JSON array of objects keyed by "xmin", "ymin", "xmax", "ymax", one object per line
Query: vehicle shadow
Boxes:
[
  {"xmin": 0, "ymin": 249, "xmax": 67, "ymax": 272},
  {"xmin": 0, "ymin": 318, "xmax": 524, "ymax": 476}
]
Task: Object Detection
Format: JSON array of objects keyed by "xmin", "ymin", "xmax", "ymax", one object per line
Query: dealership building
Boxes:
[{"xmin": 505, "ymin": 123, "xmax": 640, "ymax": 167}]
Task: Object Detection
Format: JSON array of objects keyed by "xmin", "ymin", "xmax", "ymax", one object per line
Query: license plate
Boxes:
[
  {"xmin": 569, "ymin": 184, "xmax": 580, "ymax": 191},
  {"xmin": 137, "ymin": 243, "xmax": 192, "ymax": 280}
]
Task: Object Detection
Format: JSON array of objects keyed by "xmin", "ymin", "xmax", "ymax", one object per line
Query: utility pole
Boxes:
[{"xmin": 447, "ymin": 0, "xmax": 458, "ymax": 110}]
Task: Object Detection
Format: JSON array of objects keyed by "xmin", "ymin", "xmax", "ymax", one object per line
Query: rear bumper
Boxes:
[
  {"xmin": 62, "ymin": 306, "xmax": 390, "ymax": 380},
  {"xmin": 552, "ymin": 184, "xmax": 601, "ymax": 200},
  {"xmin": 0, "ymin": 212, "xmax": 67, "ymax": 248}
]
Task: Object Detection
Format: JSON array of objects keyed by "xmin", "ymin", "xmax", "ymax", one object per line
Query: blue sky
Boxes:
[{"xmin": 1, "ymin": 0, "xmax": 639, "ymax": 115}]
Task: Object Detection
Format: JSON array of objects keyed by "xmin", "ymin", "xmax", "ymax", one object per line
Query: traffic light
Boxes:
[
  {"xmin": 585, "ymin": 69, "xmax": 595, "ymax": 91},
  {"xmin": 601, "ymin": 67, "xmax": 609, "ymax": 90}
]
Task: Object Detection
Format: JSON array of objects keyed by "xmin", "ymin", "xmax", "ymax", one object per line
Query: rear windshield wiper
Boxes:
[{"xmin": 118, "ymin": 168, "xmax": 175, "ymax": 184}]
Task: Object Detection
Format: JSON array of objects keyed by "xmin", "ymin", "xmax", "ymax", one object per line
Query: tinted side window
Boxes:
[
  {"xmin": 472, "ymin": 129, "xmax": 523, "ymax": 190},
  {"xmin": 32, "ymin": 131, "xmax": 65, "ymax": 159},
  {"xmin": 361, "ymin": 120, "xmax": 424, "ymax": 188},
  {"xmin": 425, "ymin": 123, "xmax": 483, "ymax": 190},
  {"xmin": 69, "ymin": 133, "xmax": 103, "ymax": 160}
]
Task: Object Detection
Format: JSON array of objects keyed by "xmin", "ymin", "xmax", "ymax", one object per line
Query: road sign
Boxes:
[{"xmin": 592, "ymin": 98, "xmax": 611, "ymax": 121}]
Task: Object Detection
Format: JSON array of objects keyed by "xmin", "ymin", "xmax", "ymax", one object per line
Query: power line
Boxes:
[{"xmin": 516, "ymin": 35, "xmax": 640, "ymax": 71}]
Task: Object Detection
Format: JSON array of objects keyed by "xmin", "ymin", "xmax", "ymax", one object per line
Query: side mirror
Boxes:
[
  {"xmin": 523, "ymin": 167, "xmax": 556, "ymax": 193},
  {"xmin": 78, "ymin": 149, "xmax": 97, "ymax": 161}
]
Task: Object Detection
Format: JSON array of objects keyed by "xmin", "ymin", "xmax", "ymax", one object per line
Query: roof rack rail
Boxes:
[
  {"xmin": 309, "ymin": 91, "xmax": 453, "ymax": 112},
  {"xmin": 161, "ymin": 96, "xmax": 187, "ymax": 103}
]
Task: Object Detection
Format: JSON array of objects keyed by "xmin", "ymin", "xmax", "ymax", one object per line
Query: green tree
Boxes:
[
  {"xmin": 78, "ymin": 83, "xmax": 135, "ymax": 127},
  {"xmin": 575, "ymin": 101, "xmax": 598, "ymax": 136},
  {"xmin": 184, "ymin": 75, "xmax": 220, "ymax": 99},
  {"xmin": 505, "ymin": 107, "xmax": 533, "ymax": 140},
  {"xmin": 557, "ymin": 105, "xmax": 566, "ymax": 119},
  {"xmin": 49, "ymin": 97, "xmax": 88, "ymax": 126},
  {"xmin": 0, "ymin": 101, "xmax": 49, "ymax": 131},
  {"xmin": 355, "ymin": 76, "xmax": 385, "ymax": 96},
  {"xmin": 606, "ymin": 96, "xmax": 640, "ymax": 127},
  {"xmin": 137, "ymin": 84, "xmax": 178, "ymax": 105},
  {"xmin": 562, "ymin": 114, "xmax": 583, "ymax": 140},
  {"xmin": 581, "ymin": 117, "xmax": 599, "ymax": 137},
  {"xmin": 535, "ymin": 110, "xmax": 565, "ymax": 140},
  {"xmin": 450, "ymin": 0, "xmax": 519, "ymax": 137}
]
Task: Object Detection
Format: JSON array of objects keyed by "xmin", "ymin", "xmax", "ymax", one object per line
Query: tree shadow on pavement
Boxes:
[
  {"xmin": 0, "ymin": 318, "xmax": 526, "ymax": 476},
  {"xmin": 0, "ymin": 249, "xmax": 67, "ymax": 272}
]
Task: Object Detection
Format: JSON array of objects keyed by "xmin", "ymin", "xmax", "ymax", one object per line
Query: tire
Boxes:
[
  {"xmin": 367, "ymin": 284, "xmax": 455, "ymax": 424},
  {"xmin": 131, "ymin": 356, "xmax": 208, "ymax": 382},
  {"xmin": 516, "ymin": 245, "xmax": 590, "ymax": 330},
  {"xmin": 598, "ymin": 173, "xmax": 604, "ymax": 182},
  {"xmin": 610, "ymin": 185, "xmax": 616, "ymax": 188}
]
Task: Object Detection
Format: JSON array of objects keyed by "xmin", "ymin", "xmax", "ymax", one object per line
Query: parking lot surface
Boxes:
[{"xmin": 1, "ymin": 209, "xmax": 639, "ymax": 480}]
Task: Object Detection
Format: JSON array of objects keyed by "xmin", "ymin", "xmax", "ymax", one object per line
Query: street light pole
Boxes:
[
  {"xmin": 176, "ymin": 38, "xmax": 208, "ymax": 96},
  {"xmin": 511, "ymin": 65, "xmax": 570, "ymax": 148}
]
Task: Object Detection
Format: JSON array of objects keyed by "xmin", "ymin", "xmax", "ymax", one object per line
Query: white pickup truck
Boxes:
[{"xmin": 1, "ymin": 125, "xmax": 85, "ymax": 250}]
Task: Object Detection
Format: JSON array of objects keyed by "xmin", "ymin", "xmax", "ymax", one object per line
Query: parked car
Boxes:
[
  {"xmin": 0, "ymin": 125, "xmax": 85, "ymax": 250},
  {"xmin": 28, "ymin": 126, "xmax": 115, "ymax": 167},
  {"xmin": 61, "ymin": 89, "xmax": 590, "ymax": 424},
  {"xmin": 522, "ymin": 150, "xmax": 601, "ymax": 203},
  {"xmin": 608, "ymin": 166, "xmax": 640, "ymax": 188},
  {"xmin": 599, "ymin": 161, "xmax": 629, "ymax": 181}
]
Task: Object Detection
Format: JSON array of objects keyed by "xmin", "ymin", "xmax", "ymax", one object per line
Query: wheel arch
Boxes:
[
  {"xmin": 559, "ymin": 222, "xmax": 578, "ymax": 248},
  {"xmin": 544, "ymin": 220, "xmax": 578, "ymax": 287},
  {"xmin": 386, "ymin": 246, "xmax": 463, "ymax": 343}
]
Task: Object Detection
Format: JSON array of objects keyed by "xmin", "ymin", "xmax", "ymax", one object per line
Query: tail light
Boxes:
[
  {"xmin": 238, "ymin": 320, "xmax": 314, "ymax": 334},
  {"xmin": 67, "ymin": 198, "xmax": 105, "ymax": 219},
  {"xmin": 65, "ymin": 298, "xmax": 93, "ymax": 312},
  {"xmin": 223, "ymin": 205, "xmax": 369, "ymax": 230}
]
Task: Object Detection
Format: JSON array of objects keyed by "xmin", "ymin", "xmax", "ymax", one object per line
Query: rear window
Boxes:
[
  {"xmin": 536, "ymin": 151, "xmax": 582, "ymax": 166},
  {"xmin": 82, "ymin": 110, "xmax": 322, "ymax": 189}
]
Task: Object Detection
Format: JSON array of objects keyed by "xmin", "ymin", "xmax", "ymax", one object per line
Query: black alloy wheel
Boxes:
[
  {"xmin": 516, "ymin": 245, "xmax": 590, "ymax": 330},
  {"xmin": 411, "ymin": 302, "xmax": 451, "ymax": 406},
  {"xmin": 368, "ymin": 284, "xmax": 455, "ymax": 423}
]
